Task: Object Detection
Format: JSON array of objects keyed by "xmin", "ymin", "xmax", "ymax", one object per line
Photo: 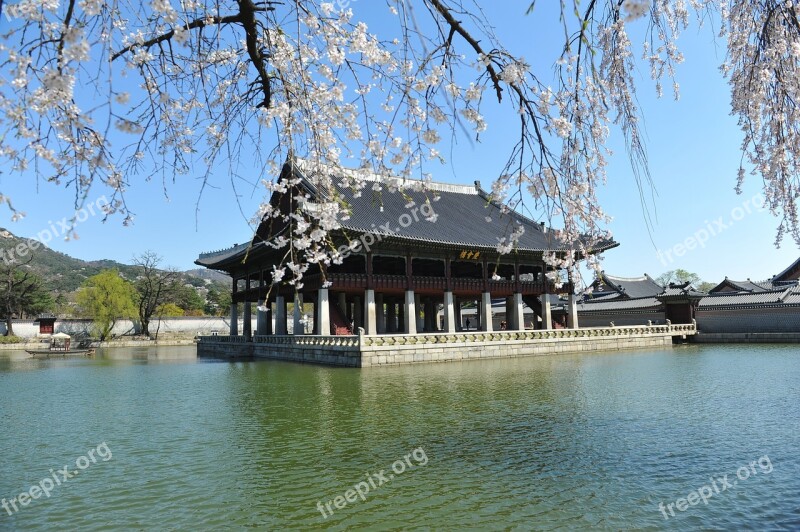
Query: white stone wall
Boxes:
[{"xmin": 0, "ymin": 317, "xmax": 257, "ymax": 338}]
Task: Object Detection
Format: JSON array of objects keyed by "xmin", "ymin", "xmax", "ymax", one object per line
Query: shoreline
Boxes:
[{"xmin": 0, "ymin": 338, "xmax": 198, "ymax": 351}]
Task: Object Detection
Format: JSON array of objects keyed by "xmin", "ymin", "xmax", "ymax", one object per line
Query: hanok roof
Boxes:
[
  {"xmin": 698, "ymin": 285, "xmax": 800, "ymax": 308},
  {"xmin": 589, "ymin": 272, "xmax": 664, "ymax": 300},
  {"xmin": 196, "ymin": 242, "xmax": 251, "ymax": 268},
  {"xmin": 773, "ymin": 256, "xmax": 800, "ymax": 282},
  {"xmin": 577, "ymin": 296, "xmax": 662, "ymax": 312},
  {"xmin": 657, "ymin": 282, "xmax": 706, "ymax": 302},
  {"xmin": 197, "ymin": 160, "xmax": 617, "ymax": 269},
  {"xmin": 283, "ymin": 160, "xmax": 615, "ymax": 253},
  {"xmin": 708, "ymin": 277, "xmax": 776, "ymax": 294}
]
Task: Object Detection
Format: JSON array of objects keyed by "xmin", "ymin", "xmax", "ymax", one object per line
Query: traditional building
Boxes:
[
  {"xmin": 577, "ymin": 260, "xmax": 800, "ymax": 335},
  {"xmin": 196, "ymin": 159, "xmax": 617, "ymax": 338},
  {"xmin": 577, "ymin": 273, "xmax": 666, "ymax": 326}
]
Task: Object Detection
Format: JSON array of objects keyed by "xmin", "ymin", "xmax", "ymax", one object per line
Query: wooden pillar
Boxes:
[{"xmin": 366, "ymin": 252, "xmax": 374, "ymax": 289}]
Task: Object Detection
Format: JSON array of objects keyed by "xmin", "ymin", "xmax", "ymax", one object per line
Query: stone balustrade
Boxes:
[{"xmin": 197, "ymin": 322, "xmax": 696, "ymax": 367}]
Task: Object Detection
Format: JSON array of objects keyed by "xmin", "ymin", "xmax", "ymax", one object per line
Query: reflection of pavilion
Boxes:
[{"xmin": 197, "ymin": 160, "xmax": 617, "ymax": 337}]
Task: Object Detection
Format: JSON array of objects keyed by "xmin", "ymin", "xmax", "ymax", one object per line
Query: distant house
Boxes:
[
  {"xmin": 577, "ymin": 273, "xmax": 667, "ymax": 327},
  {"xmin": 579, "ymin": 258, "xmax": 800, "ymax": 334},
  {"xmin": 33, "ymin": 314, "xmax": 57, "ymax": 335}
]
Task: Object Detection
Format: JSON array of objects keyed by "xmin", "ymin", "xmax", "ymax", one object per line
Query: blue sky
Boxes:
[{"xmin": 1, "ymin": 2, "xmax": 797, "ymax": 284}]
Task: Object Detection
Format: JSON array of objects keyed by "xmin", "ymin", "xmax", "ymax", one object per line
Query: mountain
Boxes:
[{"xmin": 0, "ymin": 228, "xmax": 229, "ymax": 293}]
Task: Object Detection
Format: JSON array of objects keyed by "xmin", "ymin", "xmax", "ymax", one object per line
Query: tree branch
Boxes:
[
  {"xmin": 426, "ymin": 0, "xmax": 504, "ymax": 102},
  {"xmin": 112, "ymin": 14, "xmax": 244, "ymax": 61}
]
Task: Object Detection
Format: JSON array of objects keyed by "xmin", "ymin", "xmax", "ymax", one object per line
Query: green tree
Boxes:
[
  {"xmin": 656, "ymin": 269, "xmax": 703, "ymax": 288},
  {"xmin": 156, "ymin": 303, "xmax": 185, "ymax": 317},
  {"xmin": 76, "ymin": 269, "xmax": 137, "ymax": 341},
  {"xmin": 0, "ymin": 258, "xmax": 54, "ymax": 335},
  {"xmin": 697, "ymin": 281, "xmax": 716, "ymax": 293},
  {"xmin": 204, "ymin": 287, "xmax": 232, "ymax": 316},
  {"xmin": 170, "ymin": 283, "xmax": 205, "ymax": 315},
  {"xmin": 133, "ymin": 251, "xmax": 179, "ymax": 338}
]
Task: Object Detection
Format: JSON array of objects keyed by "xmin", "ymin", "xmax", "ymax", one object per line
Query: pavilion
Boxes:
[{"xmin": 196, "ymin": 159, "xmax": 617, "ymax": 338}]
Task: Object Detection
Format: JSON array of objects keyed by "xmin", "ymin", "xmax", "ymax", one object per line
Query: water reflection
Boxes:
[{"xmin": 0, "ymin": 344, "xmax": 797, "ymax": 530}]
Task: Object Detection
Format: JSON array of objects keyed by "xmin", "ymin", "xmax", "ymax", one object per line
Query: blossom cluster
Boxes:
[{"xmin": 0, "ymin": 0, "xmax": 795, "ymax": 290}]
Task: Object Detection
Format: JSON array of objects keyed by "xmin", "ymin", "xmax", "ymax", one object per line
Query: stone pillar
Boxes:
[
  {"xmin": 353, "ymin": 296, "xmax": 362, "ymax": 329},
  {"xmin": 443, "ymin": 292, "xmax": 456, "ymax": 333},
  {"xmin": 256, "ymin": 299, "xmax": 267, "ymax": 336},
  {"xmin": 364, "ymin": 290, "xmax": 377, "ymax": 335},
  {"xmin": 505, "ymin": 296, "xmax": 513, "ymax": 329},
  {"xmin": 511, "ymin": 293, "xmax": 524, "ymax": 330},
  {"xmin": 540, "ymin": 294, "xmax": 552, "ymax": 330},
  {"xmin": 229, "ymin": 303, "xmax": 238, "ymax": 336},
  {"xmin": 317, "ymin": 288, "xmax": 331, "ymax": 336},
  {"xmin": 275, "ymin": 295, "xmax": 287, "ymax": 335},
  {"xmin": 293, "ymin": 293, "xmax": 304, "ymax": 335},
  {"xmin": 455, "ymin": 299, "xmax": 463, "ymax": 331},
  {"xmin": 480, "ymin": 292, "xmax": 493, "ymax": 332},
  {"xmin": 404, "ymin": 290, "xmax": 417, "ymax": 334},
  {"xmin": 376, "ymin": 293, "xmax": 385, "ymax": 334},
  {"xmin": 567, "ymin": 293, "xmax": 579, "ymax": 329},
  {"xmin": 242, "ymin": 301, "xmax": 252, "ymax": 340}
]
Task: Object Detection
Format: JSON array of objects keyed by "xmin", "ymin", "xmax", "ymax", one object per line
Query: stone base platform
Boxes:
[{"xmin": 197, "ymin": 324, "xmax": 696, "ymax": 367}]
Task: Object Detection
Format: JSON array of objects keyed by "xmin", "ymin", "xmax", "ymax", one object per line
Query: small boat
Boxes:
[{"xmin": 27, "ymin": 333, "xmax": 94, "ymax": 358}]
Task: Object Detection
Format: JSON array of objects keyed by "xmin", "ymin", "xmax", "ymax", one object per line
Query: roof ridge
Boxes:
[
  {"xmin": 294, "ymin": 157, "xmax": 479, "ymax": 195},
  {"xmin": 603, "ymin": 273, "xmax": 652, "ymax": 282}
]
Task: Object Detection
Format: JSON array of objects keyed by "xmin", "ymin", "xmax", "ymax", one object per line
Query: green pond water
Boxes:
[{"xmin": 0, "ymin": 344, "xmax": 798, "ymax": 530}]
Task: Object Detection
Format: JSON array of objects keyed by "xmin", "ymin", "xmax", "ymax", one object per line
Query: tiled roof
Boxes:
[
  {"xmin": 773, "ymin": 257, "xmax": 800, "ymax": 282},
  {"xmin": 290, "ymin": 160, "xmax": 616, "ymax": 253},
  {"xmin": 196, "ymin": 242, "xmax": 254, "ymax": 266},
  {"xmin": 577, "ymin": 296, "xmax": 662, "ymax": 312},
  {"xmin": 580, "ymin": 291, "xmax": 623, "ymax": 302},
  {"xmin": 708, "ymin": 278, "xmax": 775, "ymax": 293},
  {"xmin": 595, "ymin": 272, "xmax": 664, "ymax": 299},
  {"xmin": 699, "ymin": 289, "xmax": 790, "ymax": 307},
  {"xmin": 658, "ymin": 282, "xmax": 706, "ymax": 300}
]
